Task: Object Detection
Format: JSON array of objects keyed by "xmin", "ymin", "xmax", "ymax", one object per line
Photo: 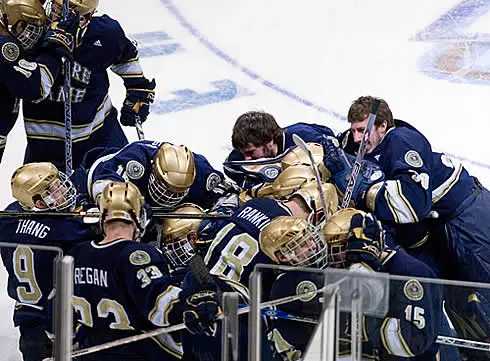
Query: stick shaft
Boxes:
[{"xmin": 341, "ymin": 99, "xmax": 380, "ymax": 208}]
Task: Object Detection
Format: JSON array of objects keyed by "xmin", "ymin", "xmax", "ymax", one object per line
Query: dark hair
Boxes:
[
  {"xmin": 231, "ymin": 111, "xmax": 283, "ymax": 150},
  {"xmin": 347, "ymin": 96, "xmax": 394, "ymax": 129}
]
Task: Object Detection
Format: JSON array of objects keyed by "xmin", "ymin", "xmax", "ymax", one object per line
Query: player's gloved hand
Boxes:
[
  {"xmin": 120, "ymin": 78, "xmax": 156, "ymax": 126},
  {"xmin": 346, "ymin": 213, "xmax": 384, "ymax": 270},
  {"xmin": 183, "ymin": 291, "xmax": 222, "ymax": 336},
  {"xmin": 42, "ymin": 13, "xmax": 81, "ymax": 61},
  {"xmin": 322, "ymin": 136, "xmax": 385, "ymax": 210}
]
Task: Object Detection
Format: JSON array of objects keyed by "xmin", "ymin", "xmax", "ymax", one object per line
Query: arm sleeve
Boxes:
[
  {"xmin": 108, "ymin": 22, "xmax": 146, "ymax": 87},
  {"xmin": 89, "ymin": 141, "xmax": 157, "ymax": 200},
  {"xmin": 366, "ymin": 248, "xmax": 442, "ymax": 357},
  {"xmin": 0, "ymin": 44, "xmax": 61, "ymax": 102},
  {"xmin": 120, "ymin": 245, "xmax": 184, "ymax": 327},
  {"xmin": 368, "ymin": 144, "xmax": 432, "ymax": 224}
]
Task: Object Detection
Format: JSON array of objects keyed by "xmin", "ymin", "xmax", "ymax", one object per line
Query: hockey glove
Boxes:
[
  {"xmin": 346, "ymin": 213, "xmax": 384, "ymax": 270},
  {"xmin": 322, "ymin": 136, "xmax": 385, "ymax": 210},
  {"xmin": 183, "ymin": 291, "xmax": 222, "ymax": 336},
  {"xmin": 42, "ymin": 13, "xmax": 81, "ymax": 61},
  {"xmin": 120, "ymin": 78, "xmax": 156, "ymax": 126}
]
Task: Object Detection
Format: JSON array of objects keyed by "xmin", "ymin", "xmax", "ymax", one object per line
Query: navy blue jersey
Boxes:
[
  {"xmin": 224, "ymin": 122, "xmax": 335, "ymax": 185},
  {"xmin": 364, "ymin": 121, "xmax": 433, "ymax": 225},
  {"xmin": 69, "ymin": 239, "xmax": 184, "ymax": 360},
  {"xmin": 202, "ymin": 197, "xmax": 291, "ymax": 301},
  {"xmin": 21, "ymin": 15, "xmax": 143, "ymax": 167},
  {"xmin": 89, "ymin": 140, "xmax": 225, "ymax": 209},
  {"xmin": 268, "ymin": 248, "xmax": 444, "ymax": 361},
  {"xmin": 0, "ymin": 35, "xmax": 62, "ymax": 162},
  {"xmin": 0, "ymin": 202, "xmax": 94, "ymax": 327}
]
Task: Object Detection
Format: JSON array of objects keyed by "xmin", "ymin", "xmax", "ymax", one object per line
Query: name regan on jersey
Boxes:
[{"xmin": 74, "ymin": 267, "xmax": 108, "ymax": 288}]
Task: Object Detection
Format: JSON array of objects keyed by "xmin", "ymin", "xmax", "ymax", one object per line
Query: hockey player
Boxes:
[
  {"xmin": 87, "ymin": 140, "xmax": 232, "ymax": 210},
  {"xmin": 324, "ymin": 96, "xmax": 490, "ymax": 358},
  {"xmin": 0, "ymin": 162, "xmax": 95, "ymax": 361},
  {"xmin": 161, "ymin": 203, "xmax": 205, "ymax": 271},
  {"xmin": 20, "ymin": 0, "xmax": 156, "ymax": 169},
  {"xmin": 0, "ymin": 0, "xmax": 80, "ymax": 162},
  {"xmin": 261, "ymin": 209, "xmax": 461, "ymax": 361},
  {"xmin": 223, "ymin": 110, "xmax": 335, "ymax": 187},
  {"xmin": 178, "ymin": 180, "xmax": 336, "ymax": 361},
  {"xmin": 69, "ymin": 181, "xmax": 222, "ymax": 360}
]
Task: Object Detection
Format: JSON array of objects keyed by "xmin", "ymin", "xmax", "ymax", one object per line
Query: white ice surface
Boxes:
[{"xmin": 1, "ymin": 0, "xmax": 489, "ymax": 359}]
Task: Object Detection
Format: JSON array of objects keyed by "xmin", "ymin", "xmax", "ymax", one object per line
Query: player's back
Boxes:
[
  {"xmin": 203, "ymin": 197, "xmax": 291, "ymax": 300},
  {"xmin": 0, "ymin": 201, "xmax": 94, "ymax": 326},
  {"xmin": 69, "ymin": 239, "xmax": 182, "ymax": 360}
]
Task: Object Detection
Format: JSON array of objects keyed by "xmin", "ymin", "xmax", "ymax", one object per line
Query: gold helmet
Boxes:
[
  {"xmin": 47, "ymin": 0, "xmax": 97, "ymax": 23},
  {"xmin": 161, "ymin": 203, "xmax": 204, "ymax": 267},
  {"xmin": 11, "ymin": 162, "xmax": 77, "ymax": 211},
  {"xmin": 268, "ymin": 165, "xmax": 316, "ymax": 199},
  {"xmin": 289, "ymin": 181, "xmax": 339, "ymax": 224},
  {"xmin": 149, "ymin": 143, "xmax": 196, "ymax": 209},
  {"xmin": 281, "ymin": 143, "xmax": 331, "ymax": 181},
  {"xmin": 0, "ymin": 0, "xmax": 47, "ymax": 50},
  {"xmin": 322, "ymin": 208, "xmax": 365, "ymax": 268},
  {"xmin": 260, "ymin": 216, "xmax": 328, "ymax": 268},
  {"xmin": 99, "ymin": 181, "xmax": 147, "ymax": 239}
]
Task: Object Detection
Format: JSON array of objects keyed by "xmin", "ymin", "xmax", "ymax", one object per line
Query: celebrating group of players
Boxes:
[{"xmin": 0, "ymin": 0, "xmax": 489, "ymax": 360}]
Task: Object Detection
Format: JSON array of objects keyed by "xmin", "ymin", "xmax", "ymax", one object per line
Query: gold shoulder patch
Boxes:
[
  {"xmin": 403, "ymin": 279, "xmax": 424, "ymax": 301},
  {"xmin": 2, "ymin": 42, "xmax": 20, "ymax": 62},
  {"xmin": 129, "ymin": 250, "xmax": 151, "ymax": 266}
]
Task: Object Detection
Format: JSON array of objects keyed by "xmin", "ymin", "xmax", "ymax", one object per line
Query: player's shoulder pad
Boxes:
[
  {"xmin": 89, "ymin": 14, "xmax": 126, "ymax": 41},
  {"xmin": 0, "ymin": 36, "xmax": 21, "ymax": 63}
]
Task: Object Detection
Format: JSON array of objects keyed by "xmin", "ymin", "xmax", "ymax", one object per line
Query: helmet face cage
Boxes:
[
  {"xmin": 164, "ymin": 233, "xmax": 196, "ymax": 267},
  {"xmin": 16, "ymin": 22, "xmax": 45, "ymax": 50},
  {"xmin": 327, "ymin": 242, "xmax": 347, "ymax": 268},
  {"xmin": 148, "ymin": 173, "xmax": 189, "ymax": 209},
  {"xmin": 39, "ymin": 171, "xmax": 77, "ymax": 211},
  {"xmin": 277, "ymin": 224, "xmax": 328, "ymax": 269},
  {"xmin": 45, "ymin": 0, "xmax": 91, "ymax": 27}
]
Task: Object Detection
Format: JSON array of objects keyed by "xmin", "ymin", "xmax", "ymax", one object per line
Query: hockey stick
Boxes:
[
  {"xmin": 135, "ymin": 115, "xmax": 145, "ymax": 140},
  {"xmin": 340, "ymin": 99, "xmax": 380, "ymax": 209},
  {"xmin": 40, "ymin": 285, "xmax": 329, "ymax": 360},
  {"xmin": 259, "ymin": 307, "xmax": 490, "ymax": 352},
  {"xmin": 0, "ymin": 210, "xmax": 231, "ymax": 220},
  {"xmin": 292, "ymin": 134, "xmax": 330, "ymax": 221},
  {"xmin": 62, "ymin": 0, "xmax": 73, "ymax": 176}
]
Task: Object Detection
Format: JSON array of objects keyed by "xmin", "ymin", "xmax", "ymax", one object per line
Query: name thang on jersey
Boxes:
[{"xmin": 15, "ymin": 219, "xmax": 51, "ymax": 239}]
